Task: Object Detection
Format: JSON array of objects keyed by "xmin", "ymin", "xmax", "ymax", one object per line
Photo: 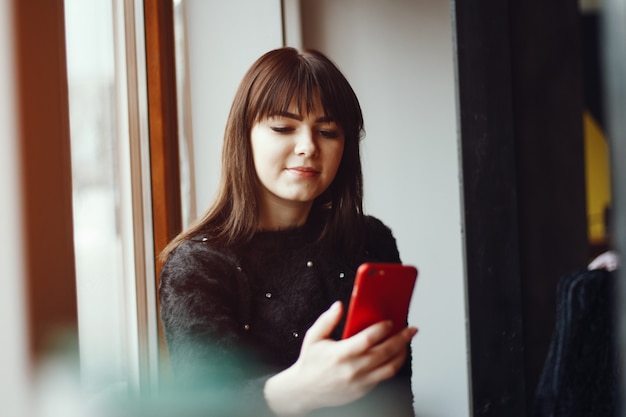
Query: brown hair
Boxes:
[{"xmin": 160, "ymin": 47, "xmax": 365, "ymax": 261}]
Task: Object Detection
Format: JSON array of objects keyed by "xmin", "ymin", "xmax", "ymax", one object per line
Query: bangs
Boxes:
[{"xmin": 250, "ymin": 69, "xmax": 333, "ymax": 123}]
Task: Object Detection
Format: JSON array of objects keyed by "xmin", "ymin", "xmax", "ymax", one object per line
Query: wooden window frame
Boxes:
[{"xmin": 14, "ymin": 0, "xmax": 78, "ymax": 363}]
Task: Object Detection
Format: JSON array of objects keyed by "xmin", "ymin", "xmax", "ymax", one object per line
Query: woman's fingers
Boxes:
[
  {"xmin": 302, "ymin": 301, "xmax": 343, "ymax": 345},
  {"xmin": 342, "ymin": 326, "xmax": 418, "ymax": 379},
  {"xmin": 359, "ymin": 344, "xmax": 409, "ymax": 385},
  {"xmin": 336, "ymin": 320, "xmax": 394, "ymax": 355},
  {"xmin": 339, "ymin": 321, "xmax": 417, "ymax": 356},
  {"xmin": 364, "ymin": 326, "xmax": 417, "ymax": 367},
  {"xmin": 302, "ymin": 306, "xmax": 418, "ymax": 381}
]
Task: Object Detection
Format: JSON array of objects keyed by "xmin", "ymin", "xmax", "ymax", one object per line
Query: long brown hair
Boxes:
[{"xmin": 160, "ymin": 47, "xmax": 365, "ymax": 261}]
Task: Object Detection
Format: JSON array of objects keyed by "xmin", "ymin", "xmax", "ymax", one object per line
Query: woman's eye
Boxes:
[
  {"xmin": 271, "ymin": 126, "xmax": 293, "ymax": 133},
  {"xmin": 319, "ymin": 130, "xmax": 339, "ymax": 139}
]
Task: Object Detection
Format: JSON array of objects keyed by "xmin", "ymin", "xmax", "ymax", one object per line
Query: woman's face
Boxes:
[{"xmin": 250, "ymin": 99, "xmax": 344, "ymax": 216}]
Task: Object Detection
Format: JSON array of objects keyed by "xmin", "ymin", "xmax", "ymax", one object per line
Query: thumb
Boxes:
[{"xmin": 302, "ymin": 301, "xmax": 343, "ymax": 345}]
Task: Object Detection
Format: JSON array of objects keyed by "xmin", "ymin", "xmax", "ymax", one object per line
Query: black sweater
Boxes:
[{"xmin": 159, "ymin": 215, "xmax": 415, "ymax": 416}]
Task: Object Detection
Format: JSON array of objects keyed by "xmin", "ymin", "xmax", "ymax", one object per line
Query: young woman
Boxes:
[{"xmin": 159, "ymin": 47, "xmax": 417, "ymax": 417}]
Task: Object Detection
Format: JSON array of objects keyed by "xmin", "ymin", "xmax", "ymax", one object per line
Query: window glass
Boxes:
[
  {"xmin": 65, "ymin": 0, "xmax": 130, "ymax": 394},
  {"xmin": 173, "ymin": 0, "xmax": 196, "ymax": 227}
]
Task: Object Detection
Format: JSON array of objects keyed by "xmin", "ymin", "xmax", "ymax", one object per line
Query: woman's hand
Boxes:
[{"xmin": 264, "ymin": 301, "xmax": 418, "ymax": 416}]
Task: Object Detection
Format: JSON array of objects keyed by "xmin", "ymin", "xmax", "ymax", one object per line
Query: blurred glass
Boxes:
[
  {"xmin": 65, "ymin": 0, "xmax": 130, "ymax": 395},
  {"xmin": 173, "ymin": 0, "xmax": 196, "ymax": 227}
]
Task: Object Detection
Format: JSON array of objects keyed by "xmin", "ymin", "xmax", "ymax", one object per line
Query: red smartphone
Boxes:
[{"xmin": 342, "ymin": 263, "xmax": 418, "ymax": 339}]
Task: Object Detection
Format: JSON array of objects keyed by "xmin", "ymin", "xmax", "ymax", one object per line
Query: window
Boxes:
[{"xmin": 65, "ymin": 0, "xmax": 161, "ymax": 396}]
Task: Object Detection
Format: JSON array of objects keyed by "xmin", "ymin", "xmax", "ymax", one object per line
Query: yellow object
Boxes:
[{"xmin": 583, "ymin": 110, "xmax": 612, "ymax": 244}]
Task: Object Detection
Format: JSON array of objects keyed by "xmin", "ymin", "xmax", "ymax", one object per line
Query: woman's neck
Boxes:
[{"xmin": 257, "ymin": 198, "xmax": 313, "ymax": 231}]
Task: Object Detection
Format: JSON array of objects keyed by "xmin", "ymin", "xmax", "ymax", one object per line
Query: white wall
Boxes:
[
  {"xmin": 0, "ymin": 1, "xmax": 31, "ymax": 415},
  {"xmin": 185, "ymin": 1, "xmax": 470, "ymax": 415},
  {"xmin": 185, "ymin": 0, "xmax": 284, "ymax": 213}
]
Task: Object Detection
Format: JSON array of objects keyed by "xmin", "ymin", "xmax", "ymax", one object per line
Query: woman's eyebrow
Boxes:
[
  {"xmin": 269, "ymin": 112, "xmax": 336, "ymax": 124},
  {"xmin": 315, "ymin": 116, "xmax": 336, "ymax": 123},
  {"xmin": 270, "ymin": 111, "xmax": 302, "ymax": 121}
]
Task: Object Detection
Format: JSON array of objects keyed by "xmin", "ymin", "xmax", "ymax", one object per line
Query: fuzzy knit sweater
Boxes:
[{"xmin": 159, "ymin": 214, "xmax": 415, "ymax": 417}]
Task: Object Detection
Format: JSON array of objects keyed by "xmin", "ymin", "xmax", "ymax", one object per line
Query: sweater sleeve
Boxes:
[
  {"xmin": 363, "ymin": 215, "xmax": 402, "ymax": 263},
  {"xmin": 159, "ymin": 239, "xmax": 276, "ymax": 416}
]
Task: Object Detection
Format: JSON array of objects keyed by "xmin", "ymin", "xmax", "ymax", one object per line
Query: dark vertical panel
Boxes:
[
  {"xmin": 509, "ymin": 0, "xmax": 589, "ymax": 405},
  {"xmin": 453, "ymin": 1, "xmax": 527, "ymax": 415},
  {"xmin": 13, "ymin": 0, "xmax": 78, "ymax": 360},
  {"xmin": 581, "ymin": 13, "xmax": 605, "ymax": 129}
]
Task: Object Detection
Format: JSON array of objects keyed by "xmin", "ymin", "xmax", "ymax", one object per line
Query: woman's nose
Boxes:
[{"xmin": 294, "ymin": 129, "xmax": 318, "ymax": 157}]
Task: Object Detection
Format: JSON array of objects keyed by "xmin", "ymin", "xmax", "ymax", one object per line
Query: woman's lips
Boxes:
[{"xmin": 286, "ymin": 166, "xmax": 320, "ymax": 178}]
